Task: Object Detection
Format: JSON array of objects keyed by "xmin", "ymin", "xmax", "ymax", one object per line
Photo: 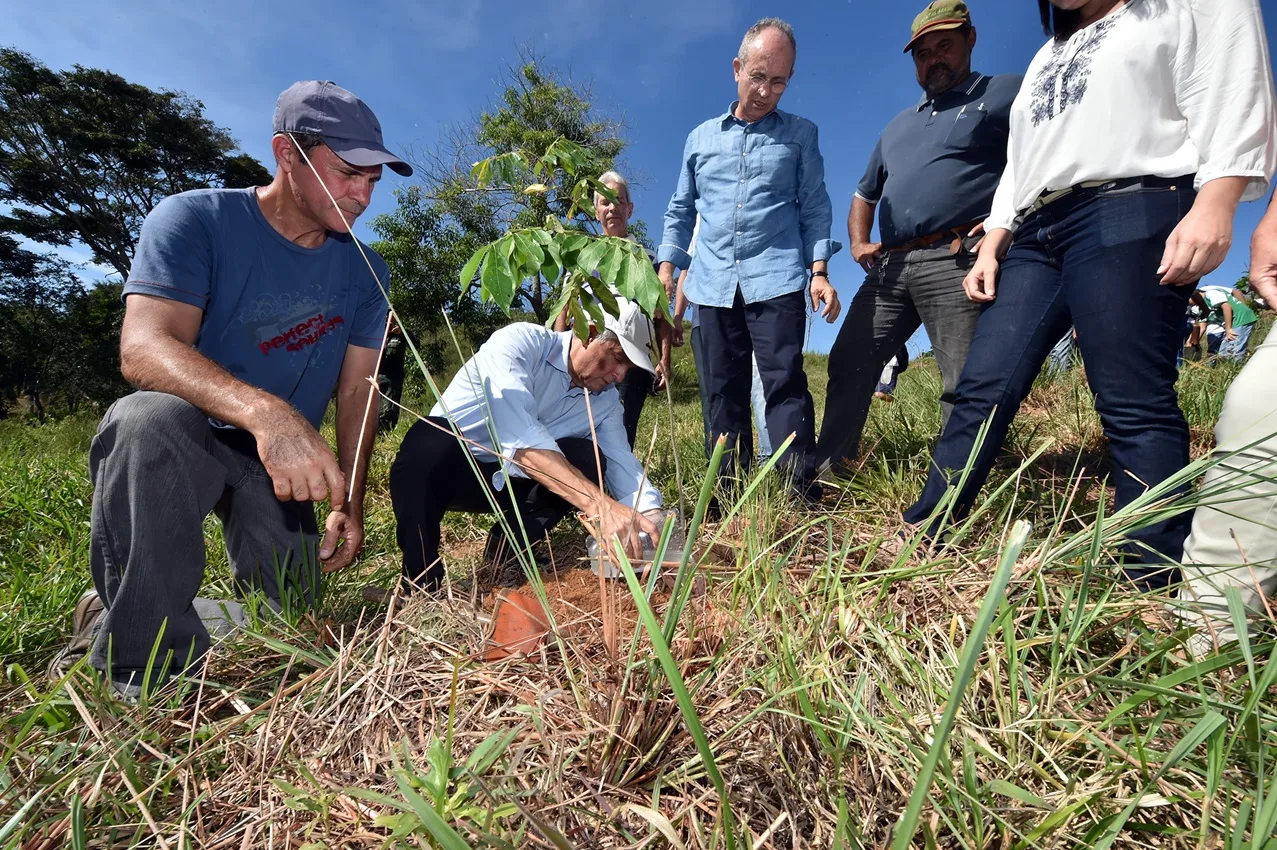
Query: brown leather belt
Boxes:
[{"xmin": 884, "ymin": 220, "xmax": 984, "ymax": 255}]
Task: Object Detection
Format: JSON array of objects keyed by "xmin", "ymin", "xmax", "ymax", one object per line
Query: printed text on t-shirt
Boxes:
[{"xmin": 258, "ymin": 313, "xmax": 346, "ymax": 355}]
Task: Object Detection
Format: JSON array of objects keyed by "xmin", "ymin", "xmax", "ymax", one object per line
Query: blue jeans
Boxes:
[
  {"xmin": 903, "ymin": 181, "xmax": 1197, "ymax": 588},
  {"xmin": 1216, "ymin": 323, "xmax": 1254, "ymax": 361}
]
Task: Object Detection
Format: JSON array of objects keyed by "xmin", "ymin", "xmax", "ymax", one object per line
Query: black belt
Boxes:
[{"xmin": 1027, "ymin": 174, "xmax": 1191, "ymax": 215}]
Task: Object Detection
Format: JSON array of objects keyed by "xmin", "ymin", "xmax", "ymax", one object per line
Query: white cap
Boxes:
[{"xmin": 603, "ymin": 297, "xmax": 657, "ymax": 375}]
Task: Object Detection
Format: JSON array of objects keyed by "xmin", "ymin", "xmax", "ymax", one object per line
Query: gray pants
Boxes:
[
  {"xmin": 818, "ymin": 242, "xmax": 982, "ymax": 470},
  {"xmin": 88, "ymin": 392, "xmax": 319, "ymax": 688}
]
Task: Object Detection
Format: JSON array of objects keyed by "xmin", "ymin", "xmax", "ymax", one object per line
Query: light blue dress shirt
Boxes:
[
  {"xmin": 430, "ymin": 323, "xmax": 662, "ymax": 512},
  {"xmin": 658, "ymin": 104, "xmax": 842, "ymax": 308}
]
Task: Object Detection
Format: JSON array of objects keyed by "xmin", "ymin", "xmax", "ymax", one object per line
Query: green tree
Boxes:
[
  {"xmin": 0, "ymin": 47, "xmax": 271, "ymax": 281},
  {"xmin": 398, "ymin": 60, "xmax": 633, "ymax": 324},
  {"xmin": 369, "ymin": 185, "xmax": 505, "ymax": 372}
]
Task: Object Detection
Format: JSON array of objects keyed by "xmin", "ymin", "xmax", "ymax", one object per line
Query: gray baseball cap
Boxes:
[{"xmin": 272, "ymin": 80, "xmax": 412, "ymax": 177}]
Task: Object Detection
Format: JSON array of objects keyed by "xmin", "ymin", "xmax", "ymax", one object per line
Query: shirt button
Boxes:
[
  {"xmin": 737, "ymin": 203, "xmax": 742, "ymax": 208},
  {"xmin": 740, "ymin": 178, "xmax": 745, "ymax": 183},
  {"xmin": 737, "ymin": 231, "xmax": 742, "ymax": 235},
  {"xmin": 736, "ymin": 260, "xmax": 741, "ymax": 265}
]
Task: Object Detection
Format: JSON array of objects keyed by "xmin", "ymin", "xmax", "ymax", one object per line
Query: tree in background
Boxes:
[
  {"xmin": 375, "ymin": 58, "xmax": 638, "ymax": 356},
  {"xmin": 0, "ymin": 47, "xmax": 271, "ymax": 281},
  {"xmin": 0, "ymin": 48, "xmax": 270, "ymax": 418},
  {"xmin": 0, "ymin": 235, "xmax": 126, "ymax": 419}
]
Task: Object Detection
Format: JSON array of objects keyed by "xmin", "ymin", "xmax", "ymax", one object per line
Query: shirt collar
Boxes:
[
  {"xmin": 915, "ymin": 71, "xmax": 986, "ymax": 111},
  {"xmin": 549, "ymin": 330, "xmax": 573, "ymax": 377},
  {"xmin": 721, "ymin": 102, "xmax": 786, "ymax": 127}
]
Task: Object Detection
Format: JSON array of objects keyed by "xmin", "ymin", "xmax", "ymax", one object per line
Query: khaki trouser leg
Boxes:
[{"xmin": 1180, "ymin": 328, "xmax": 1277, "ymax": 651}]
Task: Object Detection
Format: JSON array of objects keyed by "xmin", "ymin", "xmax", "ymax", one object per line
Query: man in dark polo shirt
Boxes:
[{"xmin": 816, "ymin": 0, "xmax": 1021, "ymax": 476}]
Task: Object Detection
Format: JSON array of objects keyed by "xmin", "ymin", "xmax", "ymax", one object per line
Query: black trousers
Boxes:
[
  {"xmin": 617, "ymin": 367, "xmax": 654, "ymax": 449},
  {"xmin": 698, "ymin": 288, "xmax": 816, "ymax": 483},
  {"xmin": 388, "ymin": 417, "xmax": 604, "ymax": 589}
]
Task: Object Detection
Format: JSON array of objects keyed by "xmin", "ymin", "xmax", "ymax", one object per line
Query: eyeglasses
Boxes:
[{"xmin": 748, "ymin": 73, "xmax": 789, "ymax": 93}]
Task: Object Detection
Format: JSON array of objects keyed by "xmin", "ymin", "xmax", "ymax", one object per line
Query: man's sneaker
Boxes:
[{"xmin": 47, "ymin": 589, "xmax": 104, "ymax": 680}]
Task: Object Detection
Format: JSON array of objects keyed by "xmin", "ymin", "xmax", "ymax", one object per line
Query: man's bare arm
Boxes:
[
  {"xmin": 319, "ymin": 344, "xmax": 381, "ymax": 570},
  {"xmin": 120, "ymin": 293, "xmax": 345, "ymax": 505},
  {"xmin": 849, "ymin": 196, "xmax": 882, "ymax": 270},
  {"xmin": 332, "ymin": 345, "xmax": 381, "ymax": 513},
  {"xmin": 513, "ymin": 446, "xmax": 658, "ymax": 557}
]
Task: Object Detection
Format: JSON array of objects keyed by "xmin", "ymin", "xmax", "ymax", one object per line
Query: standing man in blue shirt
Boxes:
[
  {"xmin": 658, "ymin": 17, "xmax": 842, "ymax": 497},
  {"xmin": 54, "ymin": 82, "xmax": 408, "ymax": 698},
  {"xmin": 388, "ymin": 312, "xmax": 666, "ymax": 593},
  {"xmin": 816, "ymin": 1, "xmax": 1021, "ymax": 477}
]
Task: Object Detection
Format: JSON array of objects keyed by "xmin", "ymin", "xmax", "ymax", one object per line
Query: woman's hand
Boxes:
[
  {"xmin": 1159, "ymin": 177, "xmax": 1248, "ymax": 286},
  {"xmin": 962, "ymin": 227, "xmax": 1013, "ymax": 303}
]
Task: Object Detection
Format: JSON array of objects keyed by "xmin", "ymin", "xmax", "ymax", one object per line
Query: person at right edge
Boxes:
[
  {"xmin": 898, "ymin": 0, "xmax": 1276, "ymax": 591},
  {"xmin": 1177, "ymin": 195, "xmax": 1277, "ymax": 656},
  {"xmin": 818, "ymin": 1, "xmax": 1022, "ymax": 478}
]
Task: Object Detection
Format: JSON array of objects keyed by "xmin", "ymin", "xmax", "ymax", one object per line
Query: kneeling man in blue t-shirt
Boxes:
[{"xmin": 53, "ymin": 81, "xmax": 410, "ymax": 699}]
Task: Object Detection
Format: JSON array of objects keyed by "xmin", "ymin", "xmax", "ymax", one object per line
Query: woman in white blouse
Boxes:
[{"xmin": 900, "ymin": 0, "xmax": 1276, "ymax": 589}]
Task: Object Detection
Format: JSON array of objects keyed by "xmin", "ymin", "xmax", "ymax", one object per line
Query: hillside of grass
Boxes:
[{"xmin": 2, "ymin": 334, "xmax": 1274, "ymax": 849}]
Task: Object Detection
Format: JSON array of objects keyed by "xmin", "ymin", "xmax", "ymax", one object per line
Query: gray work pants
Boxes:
[
  {"xmin": 88, "ymin": 392, "xmax": 320, "ymax": 689},
  {"xmin": 818, "ymin": 242, "xmax": 983, "ymax": 470}
]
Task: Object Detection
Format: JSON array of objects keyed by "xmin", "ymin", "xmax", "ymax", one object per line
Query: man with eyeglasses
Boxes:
[{"xmin": 657, "ymin": 17, "xmax": 841, "ymax": 503}]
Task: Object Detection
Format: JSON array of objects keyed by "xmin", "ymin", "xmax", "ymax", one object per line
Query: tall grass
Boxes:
[{"xmin": 1, "ymin": 341, "xmax": 1273, "ymax": 848}]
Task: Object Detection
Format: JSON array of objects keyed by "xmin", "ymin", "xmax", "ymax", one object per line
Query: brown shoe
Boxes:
[{"xmin": 47, "ymin": 589, "xmax": 104, "ymax": 680}]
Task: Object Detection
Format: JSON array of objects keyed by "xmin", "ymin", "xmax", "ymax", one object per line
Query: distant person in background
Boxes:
[
  {"xmin": 873, "ymin": 348, "xmax": 910, "ymax": 401},
  {"xmin": 556, "ymin": 171, "xmax": 672, "ymax": 449},
  {"xmin": 1178, "ymin": 195, "xmax": 1277, "ymax": 655},
  {"xmin": 1044, "ymin": 328, "xmax": 1077, "ymax": 377},
  {"xmin": 376, "ymin": 315, "xmax": 406, "ymax": 434},
  {"xmin": 900, "ymin": 0, "xmax": 1276, "ymax": 590},
  {"xmin": 818, "ymin": 0, "xmax": 1022, "ymax": 477},
  {"xmin": 674, "ymin": 216, "xmax": 773, "ymax": 462},
  {"xmin": 658, "ymin": 17, "xmax": 841, "ymax": 501},
  {"xmin": 1201, "ymin": 284, "xmax": 1259, "ymax": 361}
]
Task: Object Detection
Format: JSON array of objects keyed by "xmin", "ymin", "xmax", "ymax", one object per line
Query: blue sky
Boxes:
[{"xmin": 8, "ymin": 0, "xmax": 1277, "ymax": 353}]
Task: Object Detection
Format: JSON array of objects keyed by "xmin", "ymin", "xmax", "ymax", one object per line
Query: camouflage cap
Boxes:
[{"xmin": 904, "ymin": 0, "xmax": 972, "ymax": 53}]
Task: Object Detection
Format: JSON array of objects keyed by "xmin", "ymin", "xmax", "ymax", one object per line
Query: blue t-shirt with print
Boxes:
[{"xmin": 125, "ymin": 188, "xmax": 389, "ymax": 428}]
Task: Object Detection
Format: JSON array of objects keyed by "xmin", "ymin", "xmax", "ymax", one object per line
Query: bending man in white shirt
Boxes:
[{"xmin": 388, "ymin": 310, "xmax": 664, "ymax": 592}]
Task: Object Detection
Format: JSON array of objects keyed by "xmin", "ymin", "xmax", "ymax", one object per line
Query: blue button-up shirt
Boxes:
[
  {"xmin": 658, "ymin": 104, "xmax": 841, "ymax": 308},
  {"xmin": 856, "ymin": 72, "xmax": 1022, "ymax": 249},
  {"xmin": 430, "ymin": 323, "xmax": 662, "ymax": 512}
]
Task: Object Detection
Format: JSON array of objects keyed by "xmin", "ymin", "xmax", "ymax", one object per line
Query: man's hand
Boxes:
[
  {"xmin": 320, "ymin": 508, "xmax": 364, "ymax": 573},
  {"xmin": 1226, "ymin": 327, "xmax": 1239, "ymax": 341},
  {"xmin": 670, "ymin": 315, "xmax": 685, "ymax": 347},
  {"xmin": 851, "ymin": 241, "xmax": 883, "ymax": 272},
  {"xmin": 654, "ymin": 355, "xmax": 672, "ymax": 391},
  {"xmin": 597, "ymin": 499, "xmax": 661, "ymax": 561},
  {"xmin": 1249, "ymin": 198, "xmax": 1277, "ymax": 307},
  {"xmin": 658, "ymin": 262, "xmax": 677, "ymax": 301},
  {"xmin": 963, "ymin": 253, "xmax": 1000, "ymax": 303},
  {"xmin": 254, "ymin": 404, "xmax": 346, "ymax": 506},
  {"xmin": 1159, "ymin": 177, "xmax": 1248, "ymax": 286},
  {"xmin": 810, "ymin": 276, "xmax": 841, "ymax": 322}
]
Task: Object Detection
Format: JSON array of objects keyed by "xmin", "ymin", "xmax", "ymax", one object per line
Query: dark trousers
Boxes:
[
  {"xmin": 690, "ymin": 326, "xmax": 714, "ymax": 459},
  {"xmin": 819, "ymin": 242, "xmax": 982, "ymax": 470},
  {"xmin": 617, "ymin": 366, "xmax": 654, "ymax": 449},
  {"xmin": 903, "ymin": 183, "xmax": 1197, "ymax": 587},
  {"xmin": 388, "ymin": 417, "xmax": 603, "ymax": 589},
  {"xmin": 698, "ymin": 288, "xmax": 816, "ymax": 483},
  {"xmin": 88, "ymin": 392, "xmax": 319, "ymax": 685}
]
